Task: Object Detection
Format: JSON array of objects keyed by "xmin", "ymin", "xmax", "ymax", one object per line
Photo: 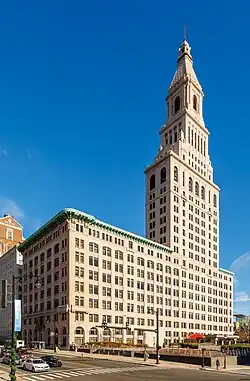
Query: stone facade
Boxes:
[
  {"xmin": 19, "ymin": 208, "xmax": 233, "ymax": 348},
  {"xmin": 0, "ymin": 214, "xmax": 24, "ymax": 257},
  {"xmin": 0, "ymin": 246, "xmax": 23, "ymax": 341}
]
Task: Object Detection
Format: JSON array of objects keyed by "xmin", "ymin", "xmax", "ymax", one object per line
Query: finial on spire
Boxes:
[{"xmin": 184, "ymin": 24, "xmax": 187, "ymax": 41}]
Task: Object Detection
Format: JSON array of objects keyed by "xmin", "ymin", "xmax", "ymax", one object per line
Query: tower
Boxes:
[{"xmin": 145, "ymin": 38, "xmax": 220, "ymax": 272}]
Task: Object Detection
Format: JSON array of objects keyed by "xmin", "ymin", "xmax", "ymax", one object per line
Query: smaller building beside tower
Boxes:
[
  {"xmin": 18, "ymin": 208, "xmax": 233, "ymax": 348},
  {"xmin": 0, "ymin": 246, "xmax": 23, "ymax": 342},
  {"xmin": 0, "ymin": 214, "xmax": 24, "ymax": 256}
]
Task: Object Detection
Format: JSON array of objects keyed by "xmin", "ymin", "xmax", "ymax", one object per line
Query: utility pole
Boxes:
[
  {"xmin": 10, "ymin": 275, "xmax": 16, "ymax": 381},
  {"xmin": 155, "ymin": 308, "xmax": 160, "ymax": 364},
  {"xmin": 11, "ymin": 275, "xmax": 15, "ymax": 348},
  {"xmin": 10, "ymin": 275, "xmax": 41, "ymax": 381}
]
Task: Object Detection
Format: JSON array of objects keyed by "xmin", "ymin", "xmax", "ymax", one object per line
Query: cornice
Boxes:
[{"xmin": 18, "ymin": 208, "xmax": 172, "ymax": 254}]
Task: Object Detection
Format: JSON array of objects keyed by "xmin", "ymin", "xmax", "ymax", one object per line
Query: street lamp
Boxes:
[
  {"xmin": 10, "ymin": 274, "xmax": 41, "ymax": 381},
  {"xmin": 148, "ymin": 308, "xmax": 160, "ymax": 364},
  {"xmin": 46, "ymin": 319, "xmax": 57, "ymax": 351}
]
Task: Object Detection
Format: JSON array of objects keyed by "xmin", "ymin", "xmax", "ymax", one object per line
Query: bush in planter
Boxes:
[
  {"xmin": 180, "ymin": 343, "xmax": 199, "ymax": 349},
  {"xmin": 221, "ymin": 344, "xmax": 250, "ymax": 350}
]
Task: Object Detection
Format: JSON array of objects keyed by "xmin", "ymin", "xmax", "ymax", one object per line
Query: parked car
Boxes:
[
  {"xmin": 41, "ymin": 356, "xmax": 62, "ymax": 367},
  {"xmin": 23, "ymin": 358, "xmax": 50, "ymax": 372},
  {"xmin": 2, "ymin": 356, "xmax": 22, "ymax": 365}
]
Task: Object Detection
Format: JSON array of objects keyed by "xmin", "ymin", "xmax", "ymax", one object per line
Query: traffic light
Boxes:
[
  {"xmin": 1, "ymin": 280, "xmax": 7, "ymax": 308},
  {"xmin": 102, "ymin": 321, "xmax": 107, "ymax": 329}
]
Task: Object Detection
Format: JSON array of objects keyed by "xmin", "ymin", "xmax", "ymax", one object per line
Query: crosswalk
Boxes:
[{"xmin": 19, "ymin": 366, "xmax": 153, "ymax": 380}]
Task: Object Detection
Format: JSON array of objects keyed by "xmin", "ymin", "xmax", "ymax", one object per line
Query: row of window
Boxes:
[{"xmin": 149, "ymin": 168, "xmax": 217, "ymax": 207}]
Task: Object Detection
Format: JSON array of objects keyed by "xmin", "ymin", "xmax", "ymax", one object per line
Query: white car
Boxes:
[{"xmin": 23, "ymin": 358, "xmax": 50, "ymax": 372}]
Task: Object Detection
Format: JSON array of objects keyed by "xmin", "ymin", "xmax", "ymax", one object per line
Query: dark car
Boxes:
[
  {"xmin": 41, "ymin": 356, "xmax": 62, "ymax": 367},
  {"xmin": 2, "ymin": 355, "xmax": 22, "ymax": 365}
]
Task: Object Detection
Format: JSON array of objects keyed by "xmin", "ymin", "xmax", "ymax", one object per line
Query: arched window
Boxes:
[
  {"xmin": 193, "ymin": 95, "xmax": 197, "ymax": 111},
  {"xmin": 189, "ymin": 177, "xmax": 193, "ymax": 192},
  {"xmin": 213, "ymin": 194, "xmax": 217, "ymax": 208},
  {"xmin": 147, "ymin": 260, "xmax": 154, "ymax": 269},
  {"xmin": 174, "ymin": 96, "xmax": 180, "ymax": 113},
  {"xmin": 89, "ymin": 327, "xmax": 97, "ymax": 336},
  {"xmin": 160, "ymin": 167, "xmax": 166, "ymax": 184},
  {"xmin": 195, "ymin": 182, "xmax": 199, "ymax": 196},
  {"xmin": 75, "ymin": 327, "xmax": 84, "ymax": 335},
  {"xmin": 174, "ymin": 166, "xmax": 178, "ymax": 182},
  {"xmin": 103, "ymin": 328, "xmax": 111, "ymax": 337},
  {"xmin": 150, "ymin": 174, "xmax": 155, "ymax": 190},
  {"xmin": 165, "ymin": 265, "xmax": 171, "ymax": 274},
  {"xmin": 201, "ymin": 186, "xmax": 205, "ymax": 200}
]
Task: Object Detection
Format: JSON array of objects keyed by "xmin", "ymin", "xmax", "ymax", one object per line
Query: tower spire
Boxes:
[{"xmin": 184, "ymin": 24, "xmax": 187, "ymax": 41}]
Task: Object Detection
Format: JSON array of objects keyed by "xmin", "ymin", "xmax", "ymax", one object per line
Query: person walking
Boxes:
[{"xmin": 216, "ymin": 358, "xmax": 220, "ymax": 370}]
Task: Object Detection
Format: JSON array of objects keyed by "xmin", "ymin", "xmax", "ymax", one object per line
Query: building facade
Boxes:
[
  {"xmin": 18, "ymin": 38, "xmax": 234, "ymax": 347},
  {"xmin": 0, "ymin": 246, "xmax": 23, "ymax": 341},
  {"xmin": 145, "ymin": 38, "xmax": 218, "ymax": 257},
  {"xmin": 0, "ymin": 214, "xmax": 24, "ymax": 257},
  {"xmin": 18, "ymin": 208, "xmax": 233, "ymax": 348},
  {"xmin": 144, "ymin": 38, "xmax": 233, "ymax": 337}
]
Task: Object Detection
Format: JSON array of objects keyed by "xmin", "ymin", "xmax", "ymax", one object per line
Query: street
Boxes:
[{"xmin": 0, "ymin": 354, "xmax": 250, "ymax": 381}]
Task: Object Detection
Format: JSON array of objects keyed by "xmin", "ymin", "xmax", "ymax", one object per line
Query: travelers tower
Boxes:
[{"xmin": 145, "ymin": 38, "xmax": 219, "ymax": 273}]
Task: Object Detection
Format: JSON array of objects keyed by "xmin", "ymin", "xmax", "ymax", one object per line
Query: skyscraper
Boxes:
[{"xmin": 145, "ymin": 38, "xmax": 219, "ymax": 272}]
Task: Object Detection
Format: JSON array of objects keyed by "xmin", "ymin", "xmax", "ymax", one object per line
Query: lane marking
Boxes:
[
  {"xmin": 63, "ymin": 372, "xmax": 81, "ymax": 376},
  {"xmin": 39, "ymin": 375, "xmax": 55, "ymax": 379},
  {"xmin": 30, "ymin": 376, "xmax": 46, "ymax": 380},
  {"xmin": 52, "ymin": 374, "xmax": 70, "ymax": 378},
  {"xmin": 47, "ymin": 374, "xmax": 63, "ymax": 378}
]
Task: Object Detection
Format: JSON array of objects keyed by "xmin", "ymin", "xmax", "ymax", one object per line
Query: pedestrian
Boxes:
[{"xmin": 216, "ymin": 358, "xmax": 220, "ymax": 370}]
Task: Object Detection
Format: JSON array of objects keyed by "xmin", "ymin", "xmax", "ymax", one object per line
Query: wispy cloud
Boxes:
[
  {"xmin": 230, "ymin": 252, "xmax": 250, "ymax": 273},
  {"xmin": 234, "ymin": 292, "xmax": 250, "ymax": 303},
  {"xmin": 26, "ymin": 149, "xmax": 32, "ymax": 161},
  {"xmin": 0, "ymin": 197, "xmax": 41, "ymax": 236},
  {"xmin": 230, "ymin": 252, "xmax": 250, "ymax": 313},
  {"xmin": 0, "ymin": 197, "xmax": 24, "ymax": 219},
  {"xmin": 0, "ymin": 149, "xmax": 8, "ymax": 156}
]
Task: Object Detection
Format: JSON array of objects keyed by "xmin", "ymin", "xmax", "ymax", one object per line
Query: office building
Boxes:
[
  {"xmin": 0, "ymin": 246, "xmax": 23, "ymax": 341},
  {"xmin": 18, "ymin": 207, "xmax": 233, "ymax": 348}
]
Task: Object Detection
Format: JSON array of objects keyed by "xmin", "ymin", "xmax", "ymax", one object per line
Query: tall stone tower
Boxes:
[{"xmin": 145, "ymin": 38, "xmax": 219, "ymax": 273}]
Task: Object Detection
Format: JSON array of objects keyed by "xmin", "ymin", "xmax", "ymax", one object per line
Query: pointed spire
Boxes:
[
  {"xmin": 169, "ymin": 36, "xmax": 201, "ymax": 91},
  {"xmin": 184, "ymin": 24, "xmax": 187, "ymax": 42},
  {"xmin": 177, "ymin": 39, "xmax": 192, "ymax": 63}
]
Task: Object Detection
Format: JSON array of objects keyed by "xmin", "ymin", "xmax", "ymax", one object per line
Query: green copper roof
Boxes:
[
  {"xmin": 219, "ymin": 268, "xmax": 234, "ymax": 276},
  {"xmin": 18, "ymin": 208, "xmax": 173, "ymax": 253}
]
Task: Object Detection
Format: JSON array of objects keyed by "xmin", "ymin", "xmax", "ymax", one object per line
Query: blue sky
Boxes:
[{"xmin": 0, "ymin": 0, "xmax": 250, "ymax": 308}]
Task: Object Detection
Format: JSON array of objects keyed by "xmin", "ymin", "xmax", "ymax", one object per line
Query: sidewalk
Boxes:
[{"xmin": 0, "ymin": 371, "xmax": 8, "ymax": 381}]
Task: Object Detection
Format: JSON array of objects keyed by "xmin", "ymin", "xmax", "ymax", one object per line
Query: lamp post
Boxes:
[
  {"xmin": 47, "ymin": 319, "xmax": 56, "ymax": 351},
  {"xmin": 10, "ymin": 274, "xmax": 41, "ymax": 381},
  {"xmin": 155, "ymin": 308, "xmax": 160, "ymax": 365},
  {"xmin": 148, "ymin": 307, "xmax": 160, "ymax": 364}
]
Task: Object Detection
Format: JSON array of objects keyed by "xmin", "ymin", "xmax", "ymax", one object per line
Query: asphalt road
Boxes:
[{"xmin": 0, "ymin": 355, "xmax": 249, "ymax": 380}]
